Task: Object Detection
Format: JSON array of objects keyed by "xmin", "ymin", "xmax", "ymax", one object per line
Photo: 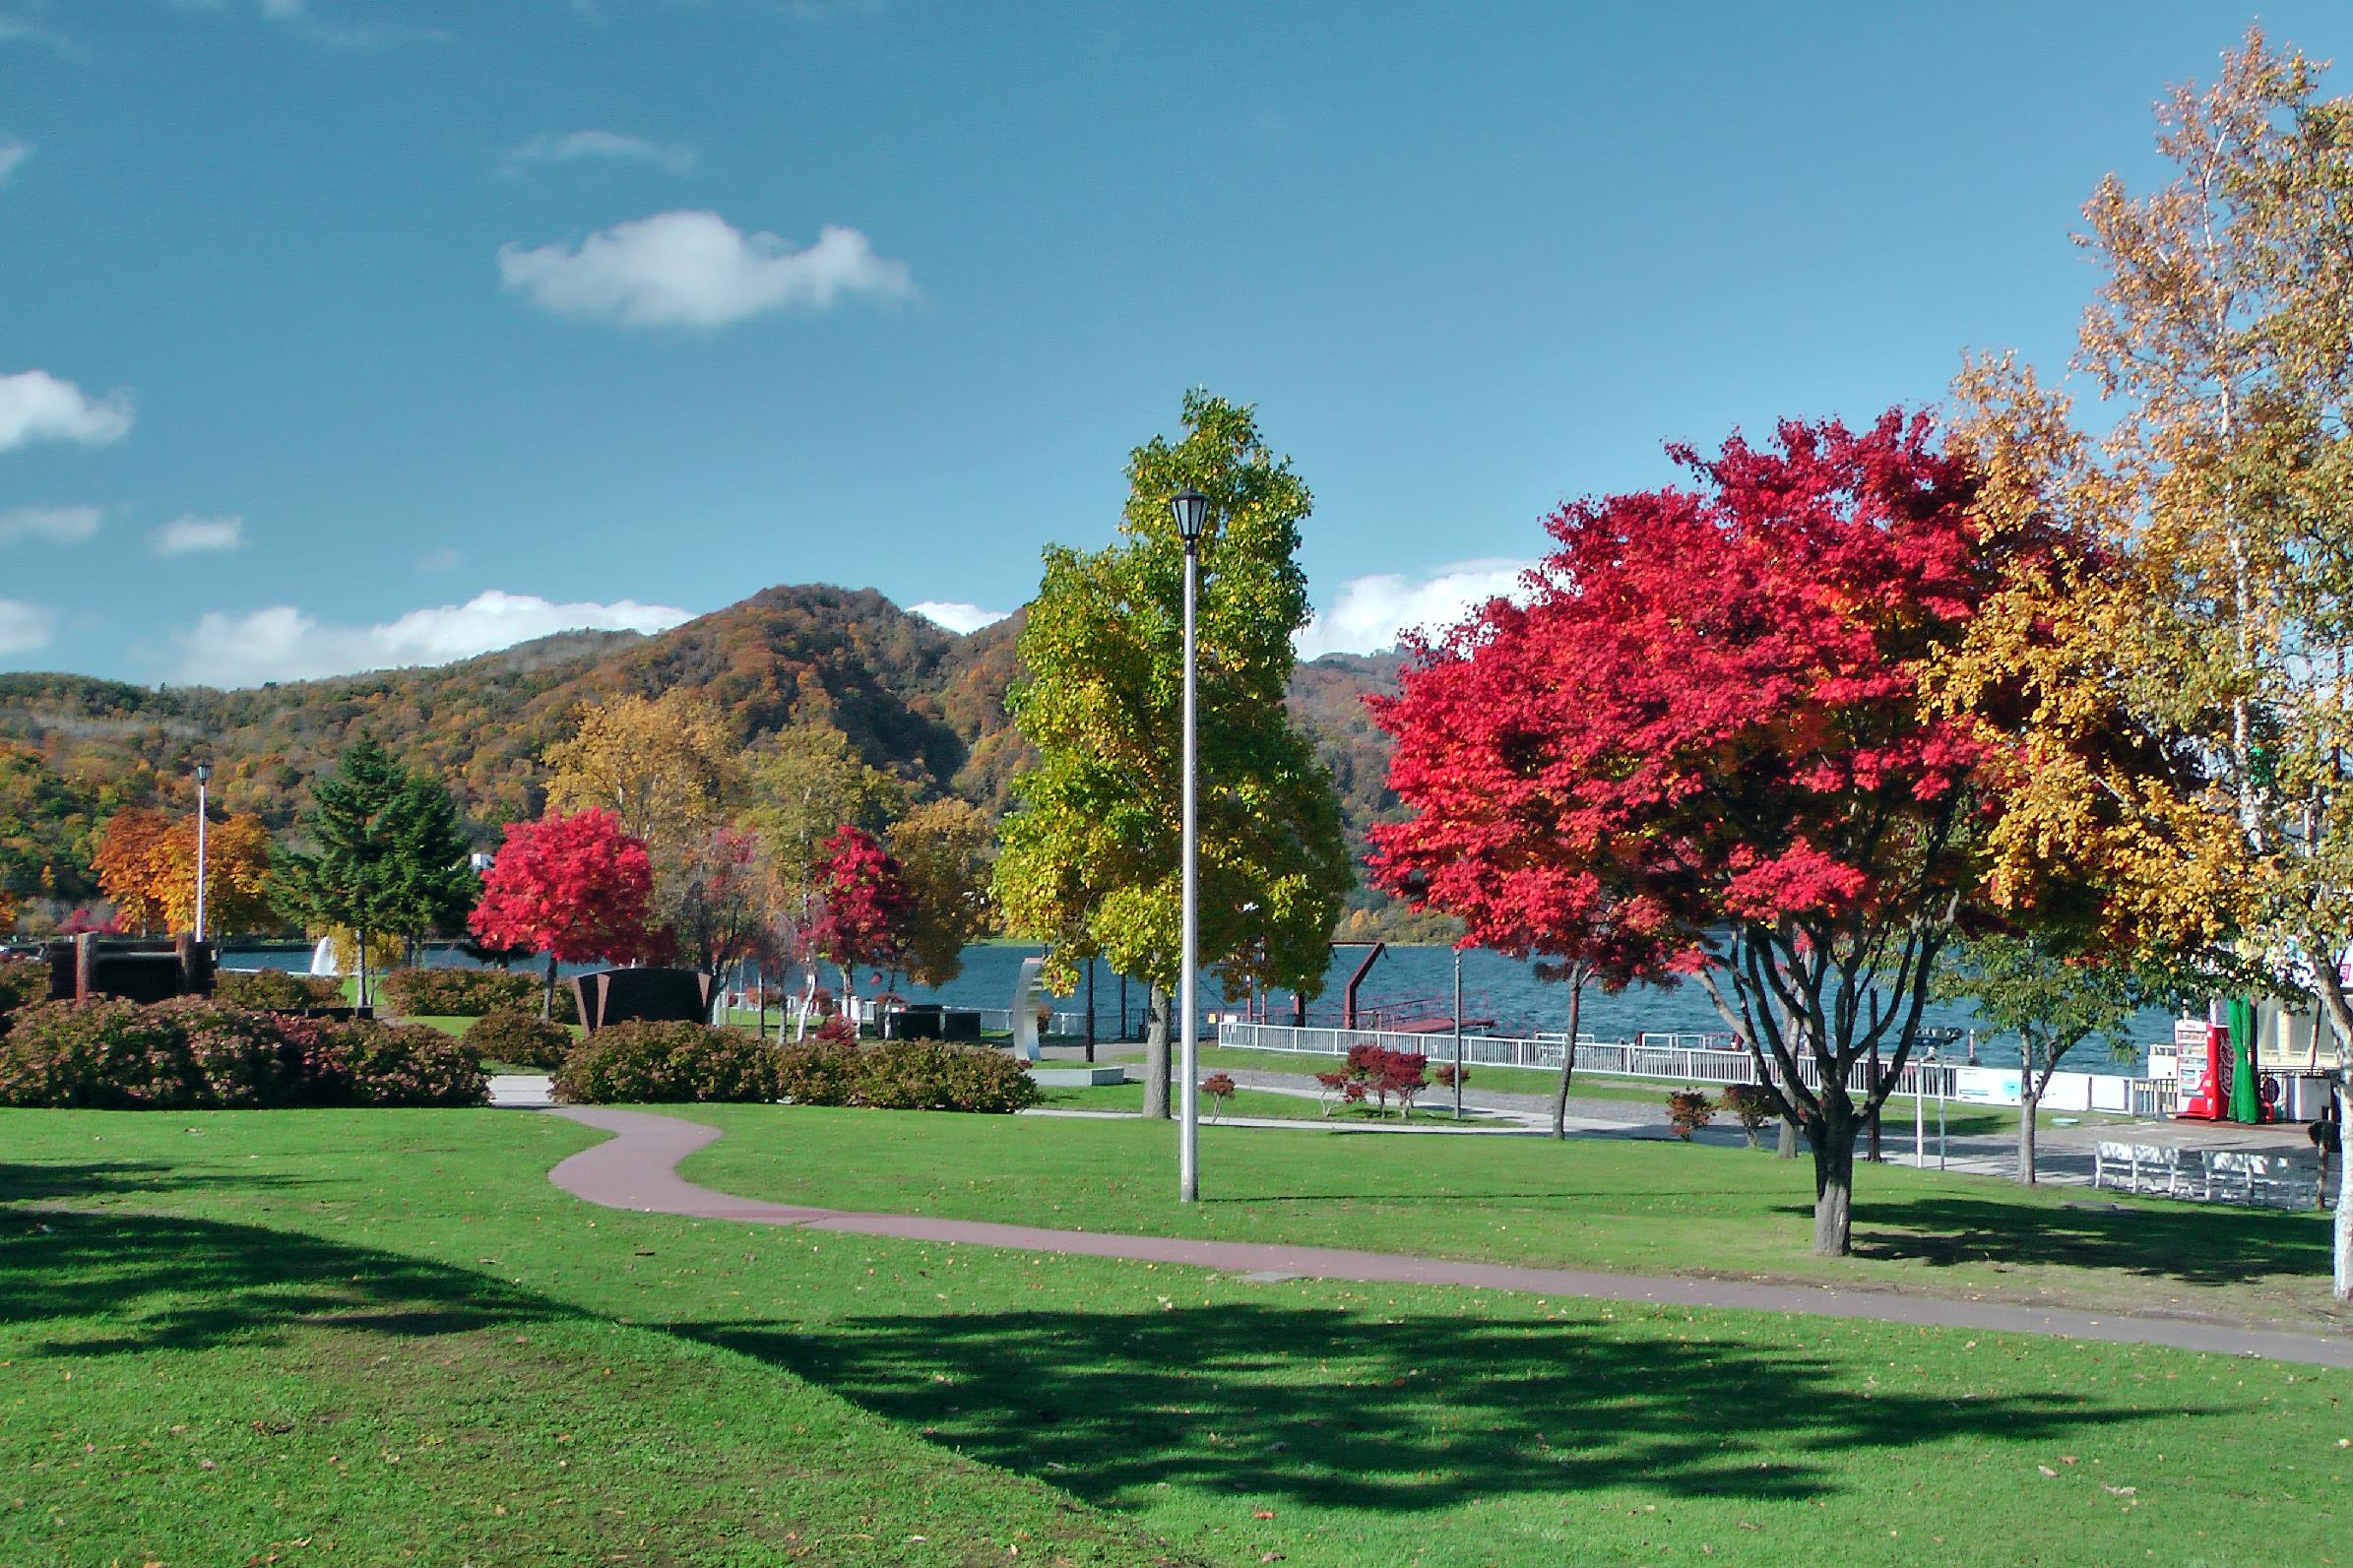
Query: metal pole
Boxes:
[
  {"xmin": 1915, "ymin": 1065, "xmax": 1926, "ymax": 1168},
  {"xmin": 1452, "ymin": 949, "xmax": 1464, "ymax": 1120},
  {"xmin": 1085, "ymin": 958, "xmax": 1097, "ymax": 1064},
  {"xmin": 1178, "ymin": 536, "xmax": 1201, "ymax": 1204},
  {"xmin": 1938, "ymin": 1062, "xmax": 1948, "ymax": 1170},
  {"xmin": 193, "ymin": 766, "xmax": 210, "ymax": 943}
]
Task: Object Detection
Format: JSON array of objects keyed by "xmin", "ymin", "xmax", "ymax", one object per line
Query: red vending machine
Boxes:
[{"xmin": 2175, "ymin": 1016, "xmax": 2228, "ymax": 1121}]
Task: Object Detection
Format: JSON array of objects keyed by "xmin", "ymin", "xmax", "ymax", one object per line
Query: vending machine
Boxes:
[{"xmin": 2175, "ymin": 1016, "xmax": 2228, "ymax": 1121}]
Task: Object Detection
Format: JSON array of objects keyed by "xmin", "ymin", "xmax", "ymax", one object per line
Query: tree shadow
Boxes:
[
  {"xmin": 0, "ymin": 1202, "xmax": 555, "ymax": 1357},
  {"xmin": 1842, "ymin": 1195, "xmax": 2325, "ymax": 1286},
  {"xmin": 693, "ymin": 1301, "xmax": 2152, "ymax": 1512},
  {"xmin": 0, "ymin": 1159, "xmax": 316, "ymax": 1204}
]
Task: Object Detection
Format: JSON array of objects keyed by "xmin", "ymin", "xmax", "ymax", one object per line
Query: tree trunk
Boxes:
[
  {"xmin": 2017, "ymin": 1089, "xmax": 2040, "ymax": 1185},
  {"xmin": 2337, "ymin": 1089, "xmax": 2353, "ymax": 1299},
  {"xmin": 1141, "ymin": 983, "xmax": 1172, "ymax": 1121},
  {"xmin": 1775, "ymin": 997, "xmax": 1801, "ymax": 1158},
  {"xmin": 1552, "ymin": 973, "xmax": 1586, "ymax": 1140},
  {"xmin": 542, "ymin": 950, "xmax": 558, "ymax": 1021},
  {"xmin": 2306, "ymin": 966, "xmax": 2353, "ymax": 1299},
  {"xmin": 1809, "ymin": 1103, "xmax": 1858, "ymax": 1257},
  {"xmin": 356, "ymin": 928, "xmax": 371, "ymax": 1011}
]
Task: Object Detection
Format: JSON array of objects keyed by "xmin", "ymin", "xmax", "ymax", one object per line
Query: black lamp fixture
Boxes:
[{"xmin": 1169, "ymin": 487, "xmax": 1211, "ymax": 545}]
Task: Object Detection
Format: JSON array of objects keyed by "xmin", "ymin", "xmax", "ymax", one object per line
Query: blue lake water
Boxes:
[{"xmin": 225, "ymin": 940, "xmax": 2173, "ymax": 1075}]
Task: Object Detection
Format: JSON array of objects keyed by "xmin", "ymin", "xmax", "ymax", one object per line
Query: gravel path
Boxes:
[{"xmin": 543, "ymin": 1103, "xmax": 2353, "ymax": 1369}]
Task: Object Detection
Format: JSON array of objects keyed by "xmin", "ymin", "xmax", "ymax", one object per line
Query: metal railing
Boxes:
[{"xmin": 1217, "ymin": 1020, "xmax": 1970, "ymax": 1102}]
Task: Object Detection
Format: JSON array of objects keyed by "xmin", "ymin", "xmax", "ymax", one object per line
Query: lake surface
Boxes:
[{"xmin": 224, "ymin": 940, "xmax": 2175, "ymax": 1075}]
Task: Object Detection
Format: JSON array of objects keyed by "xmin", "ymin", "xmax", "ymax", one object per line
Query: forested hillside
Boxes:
[{"xmin": 0, "ymin": 584, "xmax": 1425, "ymax": 928}]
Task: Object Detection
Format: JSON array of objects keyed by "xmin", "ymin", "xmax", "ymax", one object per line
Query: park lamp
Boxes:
[{"xmin": 1169, "ymin": 488, "xmax": 1211, "ymax": 547}]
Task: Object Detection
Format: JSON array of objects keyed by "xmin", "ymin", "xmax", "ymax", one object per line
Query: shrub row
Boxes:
[
  {"xmin": 377, "ymin": 967, "xmax": 577, "ymax": 1023},
  {"xmin": 779, "ymin": 1037, "xmax": 1044, "ymax": 1114},
  {"xmin": 0, "ymin": 959, "xmax": 45, "ymax": 1029},
  {"xmin": 214, "ymin": 970, "xmax": 348, "ymax": 1011},
  {"xmin": 551, "ymin": 1021, "xmax": 778, "ymax": 1104},
  {"xmin": 464, "ymin": 1010, "xmax": 575, "ymax": 1069},
  {"xmin": 0, "ymin": 997, "xmax": 487, "ymax": 1109},
  {"xmin": 547, "ymin": 1021, "xmax": 1040, "ymax": 1114}
]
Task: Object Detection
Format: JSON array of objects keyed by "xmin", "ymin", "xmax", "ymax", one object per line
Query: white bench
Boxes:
[
  {"xmin": 2094, "ymin": 1141, "xmax": 2190, "ymax": 1197},
  {"xmin": 2095, "ymin": 1140, "xmax": 2319, "ymax": 1207},
  {"xmin": 2201, "ymin": 1150, "xmax": 2318, "ymax": 1208}
]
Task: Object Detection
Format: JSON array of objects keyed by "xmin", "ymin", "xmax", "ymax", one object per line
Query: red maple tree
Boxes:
[
  {"xmin": 1371, "ymin": 410, "xmax": 2041, "ymax": 1256},
  {"xmin": 803, "ymin": 826, "xmax": 914, "ymax": 1015},
  {"xmin": 470, "ymin": 807, "xmax": 655, "ymax": 1018}
]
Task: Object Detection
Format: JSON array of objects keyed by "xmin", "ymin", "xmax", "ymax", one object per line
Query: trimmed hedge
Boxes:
[
  {"xmin": 215, "ymin": 970, "xmax": 347, "ymax": 1011},
  {"xmin": 465, "ymin": 1010, "xmax": 574, "ymax": 1070},
  {"xmin": 775, "ymin": 1038, "xmax": 1042, "ymax": 1115},
  {"xmin": 0, "ymin": 997, "xmax": 487, "ymax": 1109},
  {"xmin": 0, "ymin": 958, "xmax": 45, "ymax": 1031},
  {"xmin": 550, "ymin": 1021, "xmax": 775, "ymax": 1105},
  {"xmin": 548, "ymin": 1025, "xmax": 1044, "ymax": 1114},
  {"xmin": 377, "ymin": 967, "xmax": 578, "ymax": 1024}
]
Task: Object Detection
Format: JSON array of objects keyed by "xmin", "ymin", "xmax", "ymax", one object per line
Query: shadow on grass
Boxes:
[
  {"xmin": 1842, "ymin": 1195, "xmax": 2325, "ymax": 1286},
  {"xmin": 0, "ymin": 1195, "xmax": 551, "ymax": 1356},
  {"xmin": 0, "ymin": 1159, "xmax": 316, "ymax": 1204},
  {"xmin": 695, "ymin": 1302, "xmax": 2148, "ymax": 1511}
]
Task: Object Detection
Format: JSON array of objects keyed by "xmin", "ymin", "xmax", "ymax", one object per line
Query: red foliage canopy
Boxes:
[
  {"xmin": 1369, "ymin": 411, "xmax": 2037, "ymax": 1185},
  {"xmin": 804, "ymin": 825, "xmax": 914, "ymax": 976},
  {"xmin": 1372, "ymin": 410, "xmax": 2005, "ymax": 964},
  {"xmin": 470, "ymin": 808, "xmax": 654, "ymax": 966}
]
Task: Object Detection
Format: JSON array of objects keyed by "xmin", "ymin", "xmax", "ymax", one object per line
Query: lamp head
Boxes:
[
  {"xmin": 1169, "ymin": 487, "xmax": 1211, "ymax": 545},
  {"xmin": 194, "ymin": 764, "xmax": 211, "ymax": 784}
]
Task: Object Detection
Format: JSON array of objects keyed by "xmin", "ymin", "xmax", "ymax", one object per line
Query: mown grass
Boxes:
[
  {"xmin": 1042, "ymin": 1081, "xmax": 1502, "ymax": 1125},
  {"xmin": 1118, "ymin": 1045, "xmax": 2132, "ymax": 1136},
  {"xmin": 686, "ymin": 1104, "xmax": 2334, "ymax": 1330},
  {"xmin": 1, "ymin": 1105, "xmax": 2345, "ymax": 1567}
]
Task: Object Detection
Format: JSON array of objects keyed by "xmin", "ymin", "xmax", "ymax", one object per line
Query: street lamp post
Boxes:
[
  {"xmin": 1171, "ymin": 485, "xmax": 1212, "ymax": 1205},
  {"xmin": 193, "ymin": 764, "xmax": 211, "ymax": 944}
]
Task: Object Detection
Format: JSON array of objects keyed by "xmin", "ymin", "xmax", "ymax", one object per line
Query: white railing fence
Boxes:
[{"xmin": 1215, "ymin": 1020, "xmax": 2172, "ymax": 1114}]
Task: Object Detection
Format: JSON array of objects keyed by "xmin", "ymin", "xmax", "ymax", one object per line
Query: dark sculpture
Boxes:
[
  {"xmin": 570, "ymin": 968, "xmax": 717, "ymax": 1035},
  {"xmin": 46, "ymin": 934, "xmax": 216, "ymax": 1004}
]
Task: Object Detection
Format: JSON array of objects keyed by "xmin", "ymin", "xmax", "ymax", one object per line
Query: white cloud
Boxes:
[
  {"xmin": 1295, "ymin": 558, "xmax": 1534, "ymax": 659},
  {"xmin": 911, "ymin": 600, "xmax": 1009, "ymax": 636},
  {"xmin": 0, "ymin": 504, "xmax": 100, "ymax": 545},
  {"xmin": 0, "ymin": 137, "xmax": 30, "ymax": 185},
  {"xmin": 0, "ymin": 370, "xmax": 134, "ymax": 452},
  {"xmin": 498, "ymin": 210, "xmax": 912, "ymax": 328},
  {"xmin": 0, "ymin": 598, "xmax": 53, "ymax": 655},
  {"xmin": 175, "ymin": 590, "xmax": 694, "ymax": 685},
  {"xmin": 506, "ymin": 129, "xmax": 696, "ymax": 175},
  {"xmin": 152, "ymin": 514, "xmax": 246, "ymax": 556}
]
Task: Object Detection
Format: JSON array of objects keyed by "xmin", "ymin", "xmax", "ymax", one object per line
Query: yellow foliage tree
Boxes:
[
  {"xmin": 543, "ymin": 690, "xmax": 736, "ymax": 857},
  {"xmin": 886, "ymin": 798, "xmax": 996, "ymax": 988},
  {"xmin": 93, "ymin": 807, "xmax": 276, "ymax": 936}
]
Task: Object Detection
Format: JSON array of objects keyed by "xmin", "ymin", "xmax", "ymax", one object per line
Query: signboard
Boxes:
[{"xmin": 1953, "ymin": 1066, "xmax": 2021, "ymax": 1105}]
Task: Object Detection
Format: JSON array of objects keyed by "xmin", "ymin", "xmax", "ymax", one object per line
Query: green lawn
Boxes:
[
  {"xmin": 1042, "ymin": 1081, "xmax": 1502, "ymax": 1125},
  {"xmin": 684, "ymin": 1104, "xmax": 2334, "ymax": 1330},
  {"xmin": 1124, "ymin": 1045, "xmax": 2128, "ymax": 1137},
  {"xmin": 3, "ymin": 1104, "xmax": 2343, "ymax": 1566}
]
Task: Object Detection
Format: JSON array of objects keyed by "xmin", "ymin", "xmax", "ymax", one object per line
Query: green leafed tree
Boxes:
[
  {"xmin": 993, "ymin": 390, "xmax": 1353, "ymax": 1117},
  {"xmin": 276, "ymin": 737, "xmax": 476, "ymax": 1006},
  {"xmin": 1933, "ymin": 935, "xmax": 2146, "ymax": 1184}
]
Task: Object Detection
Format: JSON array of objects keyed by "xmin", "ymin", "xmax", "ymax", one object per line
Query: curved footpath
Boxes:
[{"xmin": 545, "ymin": 1105, "xmax": 2353, "ymax": 1370}]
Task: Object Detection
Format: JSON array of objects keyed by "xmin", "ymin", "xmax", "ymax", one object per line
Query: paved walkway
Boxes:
[{"xmin": 543, "ymin": 1104, "xmax": 2353, "ymax": 1370}]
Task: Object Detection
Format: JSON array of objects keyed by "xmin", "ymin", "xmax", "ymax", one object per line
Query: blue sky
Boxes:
[{"xmin": 2, "ymin": 1, "xmax": 2346, "ymax": 686}]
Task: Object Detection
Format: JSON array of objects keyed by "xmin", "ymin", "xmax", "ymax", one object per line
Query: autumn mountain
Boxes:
[{"xmin": 0, "ymin": 584, "xmax": 1408, "ymax": 915}]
